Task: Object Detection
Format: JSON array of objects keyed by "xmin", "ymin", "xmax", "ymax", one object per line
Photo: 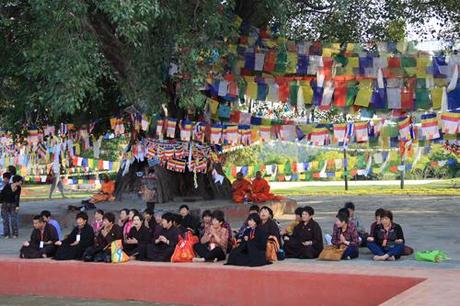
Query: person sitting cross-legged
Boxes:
[
  {"xmin": 193, "ymin": 210, "xmax": 228, "ymax": 262},
  {"xmin": 250, "ymin": 171, "xmax": 282, "ymax": 203},
  {"xmin": 54, "ymin": 212, "xmax": 94, "ymax": 260},
  {"xmin": 282, "ymin": 206, "xmax": 303, "ymax": 238},
  {"xmin": 83, "ymin": 212, "xmax": 122, "ymax": 263},
  {"xmin": 331, "ymin": 208, "xmax": 360, "ymax": 260},
  {"xmin": 40, "ymin": 210, "xmax": 63, "ymax": 241},
  {"xmin": 367, "ymin": 210, "xmax": 405, "ymax": 261},
  {"xmin": 20, "ymin": 215, "xmax": 58, "ymax": 259},
  {"xmin": 226, "ymin": 213, "xmax": 269, "ymax": 267},
  {"xmin": 80, "ymin": 174, "xmax": 115, "ymax": 208},
  {"xmin": 231, "ymin": 172, "xmax": 252, "ymax": 204},
  {"xmin": 143, "ymin": 212, "xmax": 180, "ymax": 262},
  {"xmin": 284, "ymin": 206, "xmax": 324, "ymax": 259},
  {"xmin": 123, "ymin": 213, "xmax": 151, "ymax": 260}
]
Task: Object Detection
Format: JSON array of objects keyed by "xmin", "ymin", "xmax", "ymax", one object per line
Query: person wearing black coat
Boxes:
[
  {"xmin": 284, "ymin": 206, "xmax": 323, "ymax": 259},
  {"xmin": 367, "ymin": 210, "xmax": 405, "ymax": 261},
  {"xmin": 258, "ymin": 206, "xmax": 281, "ymax": 243},
  {"xmin": 20, "ymin": 215, "xmax": 58, "ymax": 259},
  {"xmin": 143, "ymin": 212, "xmax": 179, "ymax": 262},
  {"xmin": 54, "ymin": 212, "xmax": 94, "ymax": 260},
  {"xmin": 83, "ymin": 212, "xmax": 123, "ymax": 262},
  {"xmin": 123, "ymin": 214, "xmax": 151, "ymax": 258},
  {"xmin": 226, "ymin": 213, "xmax": 269, "ymax": 267},
  {"xmin": 178, "ymin": 205, "xmax": 199, "ymax": 235}
]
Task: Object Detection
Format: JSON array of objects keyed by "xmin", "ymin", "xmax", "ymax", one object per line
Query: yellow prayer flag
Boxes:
[
  {"xmin": 347, "ymin": 57, "xmax": 359, "ymax": 68},
  {"xmin": 287, "ymin": 52, "xmax": 298, "ymax": 73},
  {"xmin": 300, "ymin": 82, "xmax": 313, "ymax": 105},
  {"xmin": 322, "ymin": 48, "xmax": 333, "ymax": 57},
  {"xmin": 431, "ymin": 87, "xmax": 443, "ymax": 110}
]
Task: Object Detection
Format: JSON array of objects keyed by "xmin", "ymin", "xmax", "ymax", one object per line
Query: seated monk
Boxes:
[
  {"xmin": 250, "ymin": 171, "xmax": 282, "ymax": 203},
  {"xmin": 232, "ymin": 172, "xmax": 252, "ymax": 203},
  {"xmin": 87, "ymin": 174, "xmax": 115, "ymax": 204}
]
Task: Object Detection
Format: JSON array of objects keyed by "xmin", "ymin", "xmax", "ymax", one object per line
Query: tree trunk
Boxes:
[{"xmin": 115, "ymin": 159, "xmax": 232, "ymax": 203}]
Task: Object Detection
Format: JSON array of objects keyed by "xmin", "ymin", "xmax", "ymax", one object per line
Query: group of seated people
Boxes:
[
  {"xmin": 231, "ymin": 171, "xmax": 282, "ymax": 204},
  {"xmin": 19, "ymin": 202, "xmax": 408, "ymax": 265}
]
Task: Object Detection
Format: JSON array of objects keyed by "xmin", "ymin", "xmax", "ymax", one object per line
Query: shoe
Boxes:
[
  {"xmin": 4, "ymin": 236, "xmax": 10, "ymax": 239},
  {"xmin": 12, "ymin": 235, "xmax": 17, "ymax": 239}
]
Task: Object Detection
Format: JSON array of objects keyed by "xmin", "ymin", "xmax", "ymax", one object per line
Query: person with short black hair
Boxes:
[
  {"xmin": 54, "ymin": 212, "xmax": 94, "ymax": 260},
  {"xmin": 259, "ymin": 206, "xmax": 281, "ymax": 243},
  {"xmin": 236, "ymin": 205, "xmax": 260, "ymax": 238},
  {"xmin": 40, "ymin": 210, "xmax": 62, "ymax": 240},
  {"xmin": 1, "ymin": 174, "xmax": 22, "ymax": 239},
  {"xmin": 198, "ymin": 210, "xmax": 212, "ymax": 238},
  {"xmin": 331, "ymin": 211, "xmax": 360, "ymax": 260},
  {"xmin": 193, "ymin": 210, "xmax": 228, "ymax": 262},
  {"xmin": 118, "ymin": 208, "xmax": 130, "ymax": 232},
  {"xmin": 142, "ymin": 208, "xmax": 156, "ymax": 230},
  {"xmin": 144, "ymin": 212, "xmax": 180, "ymax": 261},
  {"xmin": 92, "ymin": 209, "xmax": 104, "ymax": 235},
  {"xmin": 226, "ymin": 213, "xmax": 269, "ymax": 267},
  {"xmin": 123, "ymin": 213, "xmax": 151, "ymax": 259},
  {"xmin": 83, "ymin": 212, "xmax": 123, "ymax": 262},
  {"xmin": 283, "ymin": 206, "xmax": 304, "ymax": 237},
  {"xmin": 284, "ymin": 206, "xmax": 324, "ymax": 259},
  {"xmin": 0, "ymin": 172, "xmax": 11, "ymax": 191},
  {"xmin": 344, "ymin": 202, "xmax": 368, "ymax": 246},
  {"xmin": 123, "ymin": 209, "xmax": 140, "ymax": 239},
  {"xmin": 178, "ymin": 205, "xmax": 199, "ymax": 235},
  {"xmin": 20, "ymin": 215, "xmax": 58, "ymax": 258},
  {"xmin": 367, "ymin": 210, "xmax": 405, "ymax": 261},
  {"xmin": 369, "ymin": 208, "xmax": 385, "ymax": 237}
]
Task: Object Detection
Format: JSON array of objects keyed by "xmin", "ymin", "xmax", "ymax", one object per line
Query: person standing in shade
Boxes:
[
  {"xmin": 1, "ymin": 175, "xmax": 23, "ymax": 239},
  {"xmin": 48, "ymin": 163, "xmax": 66, "ymax": 199},
  {"xmin": 0, "ymin": 172, "xmax": 11, "ymax": 237}
]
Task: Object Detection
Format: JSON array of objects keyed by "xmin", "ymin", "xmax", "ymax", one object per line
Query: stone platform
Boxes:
[{"xmin": 0, "ymin": 257, "xmax": 425, "ymax": 306}]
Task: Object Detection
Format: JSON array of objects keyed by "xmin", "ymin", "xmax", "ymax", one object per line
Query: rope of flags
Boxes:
[{"xmin": 205, "ymin": 18, "xmax": 460, "ymax": 113}]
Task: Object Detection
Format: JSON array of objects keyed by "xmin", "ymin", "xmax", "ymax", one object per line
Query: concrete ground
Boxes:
[
  {"xmin": 2, "ymin": 195, "xmax": 460, "ymax": 267},
  {"xmin": 1, "ymin": 195, "xmax": 460, "ymax": 305}
]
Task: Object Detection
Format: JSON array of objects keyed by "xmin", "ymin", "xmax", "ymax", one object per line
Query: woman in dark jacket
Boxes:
[
  {"xmin": 284, "ymin": 206, "xmax": 323, "ymax": 259},
  {"xmin": 367, "ymin": 210, "xmax": 405, "ymax": 261},
  {"xmin": 226, "ymin": 213, "xmax": 269, "ymax": 267},
  {"xmin": 54, "ymin": 212, "xmax": 94, "ymax": 260},
  {"xmin": 123, "ymin": 214, "xmax": 151, "ymax": 258},
  {"xmin": 258, "ymin": 206, "xmax": 281, "ymax": 243},
  {"xmin": 83, "ymin": 212, "xmax": 122, "ymax": 262}
]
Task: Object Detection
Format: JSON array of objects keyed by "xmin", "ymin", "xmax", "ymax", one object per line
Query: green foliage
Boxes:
[
  {"xmin": 79, "ymin": 137, "xmax": 128, "ymax": 161},
  {"xmin": 225, "ymin": 145, "xmax": 262, "ymax": 166},
  {"xmin": 1, "ymin": 0, "xmax": 459, "ymax": 135}
]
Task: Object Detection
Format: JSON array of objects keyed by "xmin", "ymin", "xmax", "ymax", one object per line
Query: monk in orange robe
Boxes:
[
  {"xmin": 88, "ymin": 174, "xmax": 116, "ymax": 204},
  {"xmin": 250, "ymin": 171, "xmax": 282, "ymax": 203},
  {"xmin": 231, "ymin": 172, "xmax": 252, "ymax": 203}
]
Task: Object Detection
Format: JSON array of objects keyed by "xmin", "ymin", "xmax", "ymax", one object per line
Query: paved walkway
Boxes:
[{"xmin": 270, "ymin": 179, "xmax": 443, "ymax": 188}]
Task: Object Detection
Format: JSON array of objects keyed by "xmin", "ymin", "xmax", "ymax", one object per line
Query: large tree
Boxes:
[{"xmin": 1, "ymin": 0, "xmax": 457, "ymax": 200}]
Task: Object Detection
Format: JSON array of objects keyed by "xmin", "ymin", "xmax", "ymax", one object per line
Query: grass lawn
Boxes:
[
  {"xmin": 21, "ymin": 185, "xmax": 93, "ymax": 202},
  {"xmin": 272, "ymin": 179, "xmax": 460, "ymax": 196}
]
